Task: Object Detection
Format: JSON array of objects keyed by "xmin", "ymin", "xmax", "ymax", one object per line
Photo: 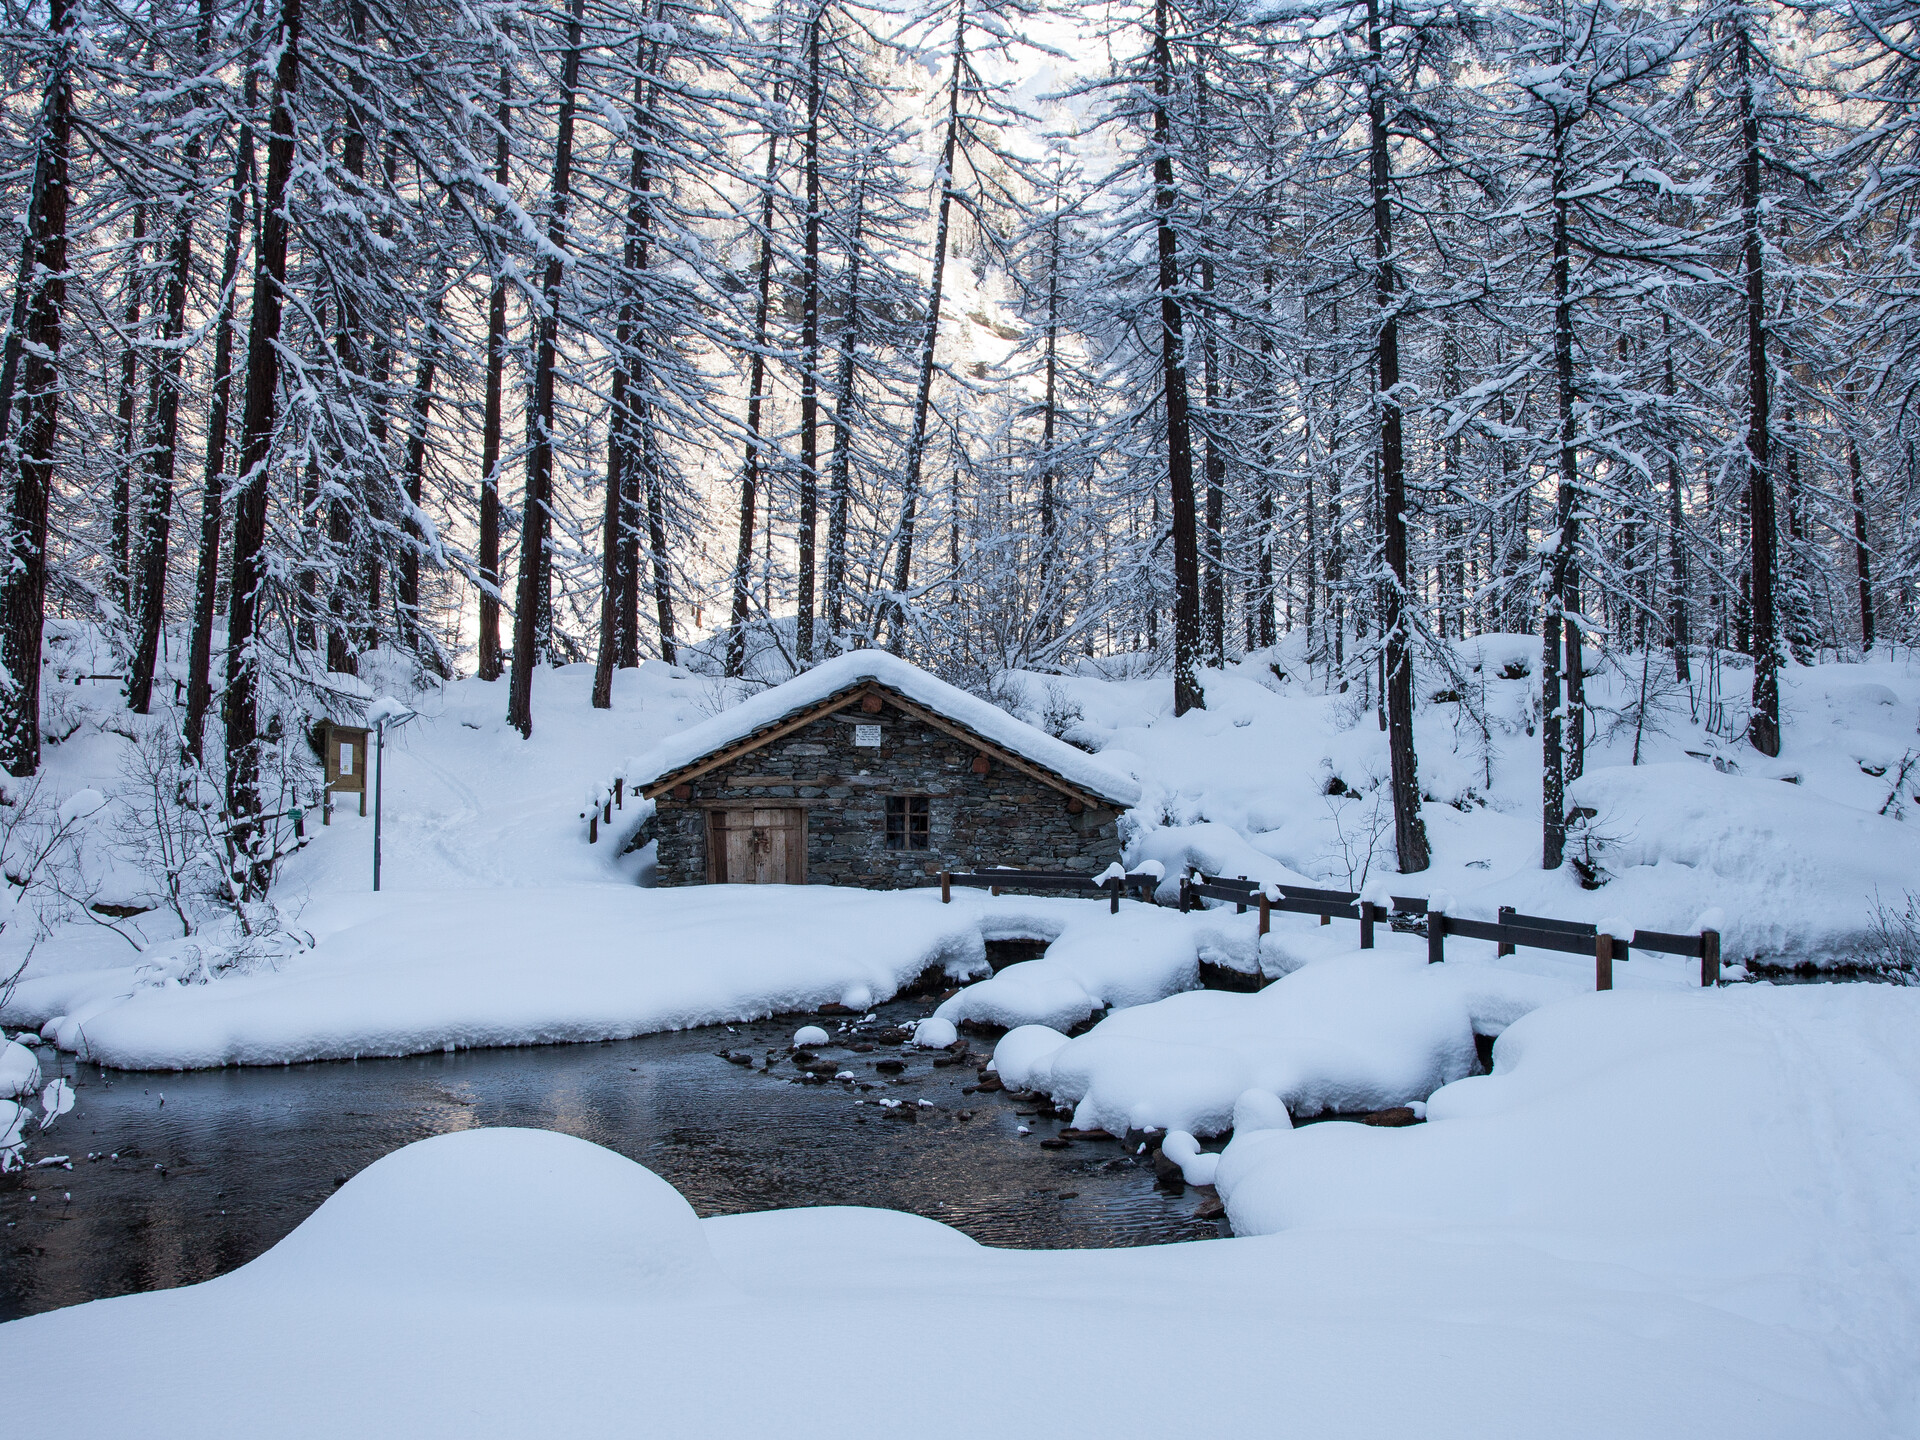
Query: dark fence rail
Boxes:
[
  {"xmin": 1180, "ymin": 871, "xmax": 1721, "ymax": 990},
  {"xmin": 941, "ymin": 868, "xmax": 1158, "ymax": 914}
]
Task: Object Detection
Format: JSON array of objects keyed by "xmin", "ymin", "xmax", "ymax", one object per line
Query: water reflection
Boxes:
[{"xmin": 1, "ymin": 1003, "xmax": 1220, "ymax": 1320}]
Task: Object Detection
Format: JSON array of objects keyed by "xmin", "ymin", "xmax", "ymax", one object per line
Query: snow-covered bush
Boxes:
[
  {"xmin": 1865, "ymin": 891, "xmax": 1920, "ymax": 984},
  {"xmin": 0, "ymin": 777, "xmax": 113, "ymax": 1004}
]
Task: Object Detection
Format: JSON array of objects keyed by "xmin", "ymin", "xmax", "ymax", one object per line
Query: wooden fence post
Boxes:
[
  {"xmin": 615, "ymin": 778, "xmax": 623, "ymax": 810},
  {"xmin": 940, "ymin": 871, "xmax": 951, "ymax": 904},
  {"xmin": 1108, "ymin": 878, "xmax": 1121, "ymax": 915},
  {"xmin": 1258, "ymin": 892, "xmax": 1270, "ymax": 936},
  {"xmin": 1497, "ymin": 905, "xmax": 1516, "ymax": 957},
  {"xmin": 1179, "ymin": 878, "xmax": 1192, "ymax": 914},
  {"xmin": 1428, "ymin": 909, "xmax": 1446, "ymax": 965},
  {"xmin": 1358, "ymin": 900, "xmax": 1375, "ymax": 949},
  {"xmin": 1595, "ymin": 933, "xmax": 1613, "ymax": 991},
  {"xmin": 589, "ymin": 813, "xmax": 598, "ymax": 844},
  {"xmin": 603, "ymin": 796, "xmax": 611, "ymax": 824},
  {"xmin": 1700, "ymin": 929, "xmax": 1721, "ymax": 988}
]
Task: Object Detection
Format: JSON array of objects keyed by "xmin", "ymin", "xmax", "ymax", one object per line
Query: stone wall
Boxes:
[{"xmin": 649, "ymin": 694, "xmax": 1122, "ymax": 888}]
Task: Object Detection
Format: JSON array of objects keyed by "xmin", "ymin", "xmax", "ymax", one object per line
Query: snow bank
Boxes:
[
  {"xmin": 998, "ymin": 950, "xmax": 1486, "ymax": 1135},
  {"xmin": 10, "ymin": 999, "xmax": 1913, "ymax": 1439},
  {"xmin": 932, "ymin": 901, "xmax": 1242, "ymax": 1031},
  {"xmin": 5, "ymin": 887, "xmax": 999, "ymax": 1070},
  {"xmin": 0, "ymin": 1039, "xmax": 38, "ymax": 1098},
  {"xmin": 624, "ymin": 650, "xmax": 1142, "ymax": 806},
  {"xmin": 1566, "ymin": 761, "xmax": 1920, "ymax": 964},
  {"xmin": 1214, "ymin": 984, "xmax": 1920, "ymax": 1423},
  {"xmin": 2, "ymin": 889, "xmax": 1241, "ymax": 1072},
  {"xmin": 255, "ymin": 1128, "xmax": 723, "ymax": 1301}
]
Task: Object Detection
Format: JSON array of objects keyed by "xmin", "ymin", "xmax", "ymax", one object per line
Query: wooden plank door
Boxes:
[{"xmin": 720, "ymin": 807, "xmax": 805, "ymax": 883}]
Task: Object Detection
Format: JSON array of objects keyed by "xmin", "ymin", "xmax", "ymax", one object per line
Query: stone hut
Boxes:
[{"xmin": 629, "ymin": 653, "xmax": 1141, "ymax": 888}]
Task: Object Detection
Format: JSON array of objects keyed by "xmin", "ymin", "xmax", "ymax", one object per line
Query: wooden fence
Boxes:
[
  {"xmin": 940, "ymin": 868, "xmax": 1159, "ymax": 913},
  {"xmin": 1180, "ymin": 871, "xmax": 1721, "ymax": 991}
]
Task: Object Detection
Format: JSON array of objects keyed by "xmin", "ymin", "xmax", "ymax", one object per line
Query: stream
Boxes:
[{"xmin": 1, "ymin": 1001, "xmax": 1223, "ymax": 1321}]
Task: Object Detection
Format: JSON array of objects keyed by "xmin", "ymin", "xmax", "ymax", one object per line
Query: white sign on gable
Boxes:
[{"xmin": 854, "ymin": 724, "xmax": 882, "ymax": 748}]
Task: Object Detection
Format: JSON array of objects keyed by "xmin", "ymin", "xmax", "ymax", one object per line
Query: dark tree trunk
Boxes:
[
  {"xmin": 724, "ymin": 116, "xmax": 783, "ymax": 678},
  {"xmin": 508, "ymin": 0, "xmax": 585, "ymax": 736},
  {"xmin": 794, "ymin": 5, "xmax": 823, "ymax": 666},
  {"xmin": 0, "ymin": 0, "xmax": 73, "ymax": 777},
  {"xmin": 1037, "ymin": 209, "xmax": 1061, "ymax": 643},
  {"xmin": 128, "ymin": 180, "xmax": 196, "ymax": 713},
  {"xmin": 888, "ymin": 0, "xmax": 967, "ymax": 651},
  {"xmin": 1367, "ymin": 0, "xmax": 1426, "ymax": 871},
  {"xmin": 224, "ymin": 0, "xmax": 302, "ymax": 895},
  {"xmin": 1664, "ymin": 329, "xmax": 1690, "ymax": 682},
  {"xmin": 1154, "ymin": 0, "xmax": 1203, "ymax": 716},
  {"xmin": 184, "ymin": 35, "xmax": 257, "ymax": 762},
  {"xmin": 1847, "ymin": 380, "xmax": 1874, "ymax": 652},
  {"xmin": 643, "ymin": 424, "xmax": 678, "ymax": 663},
  {"xmin": 594, "ymin": 28, "xmax": 658, "ymax": 709},
  {"xmin": 476, "ymin": 64, "xmax": 510, "ymax": 683},
  {"xmin": 1542, "ymin": 116, "xmax": 1579, "ymax": 870},
  {"xmin": 113, "ymin": 204, "xmax": 148, "ymax": 612},
  {"xmin": 398, "ymin": 284, "xmax": 443, "ymax": 666},
  {"xmin": 824, "ymin": 176, "xmax": 866, "ymax": 645},
  {"xmin": 1201, "ymin": 313, "xmax": 1226, "ymax": 668},
  {"xmin": 1737, "ymin": 26, "xmax": 1780, "ymax": 756},
  {"xmin": 130, "ymin": 0, "xmax": 215, "ymax": 718}
]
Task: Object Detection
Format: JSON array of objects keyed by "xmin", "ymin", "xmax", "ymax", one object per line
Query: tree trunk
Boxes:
[
  {"xmin": 1737, "ymin": 25, "xmax": 1780, "ymax": 756},
  {"xmin": 724, "ymin": 112, "xmax": 783, "ymax": 678},
  {"xmin": 1154, "ymin": 0, "xmax": 1203, "ymax": 716},
  {"xmin": 398, "ymin": 283, "xmax": 444, "ymax": 666},
  {"xmin": 824, "ymin": 174, "xmax": 867, "ymax": 645},
  {"xmin": 476, "ymin": 63, "xmax": 511, "ymax": 683},
  {"xmin": 643, "ymin": 423, "xmax": 678, "ymax": 663},
  {"xmin": 1542, "ymin": 116, "xmax": 1579, "ymax": 869},
  {"xmin": 1664, "ymin": 328, "xmax": 1690, "ymax": 682},
  {"xmin": 1847, "ymin": 379, "xmax": 1874, "ymax": 652},
  {"xmin": 794, "ymin": 5, "xmax": 824, "ymax": 666},
  {"xmin": 128, "ymin": 177, "xmax": 196, "ymax": 713},
  {"xmin": 1037, "ymin": 207, "xmax": 1061, "ymax": 644},
  {"xmin": 0, "ymin": 0, "xmax": 73, "ymax": 778},
  {"xmin": 184, "ymin": 36, "xmax": 257, "ymax": 762},
  {"xmin": 113, "ymin": 204, "xmax": 147, "ymax": 612},
  {"xmin": 888, "ymin": 0, "xmax": 967, "ymax": 651},
  {"xmin": 508, "ymin": 0, "xmax": 585, "ymax": 736},
  {"xmin": 131, "ymin": 0, "xmax": 217, "ymax": 716},
  {"xmin": 594, "ymin": 28, "xmax": 658, "ymax": 709},
  {"xmin": 1367, "ymin": 0, "xmax": 1426, "ymax": 870},
  {"xmin": 223, "ymin": 0, "xmax": 302, "ymax": 895}
]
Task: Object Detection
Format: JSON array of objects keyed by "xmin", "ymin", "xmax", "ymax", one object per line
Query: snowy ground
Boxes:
[
  {"xmin": 3, "ymin": 637, "xmax": 1917, "ymax": 1432},
  {"xmin": 6, "ymin": 982, "xmax": 1916, "ymax": 1439},
  {"xmin": 8, "ymin": 634, "xmax": 1914, "ymax": 1074}
]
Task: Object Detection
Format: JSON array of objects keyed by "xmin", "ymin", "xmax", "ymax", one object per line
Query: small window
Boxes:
[{"xmin": 885, "ymin": 795, "xmax": 930, "ymax": 851}]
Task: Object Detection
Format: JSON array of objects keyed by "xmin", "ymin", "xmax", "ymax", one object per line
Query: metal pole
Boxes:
[{"xmin": 374, "ymin": 720, "xmax": 385, "ymax": 891}]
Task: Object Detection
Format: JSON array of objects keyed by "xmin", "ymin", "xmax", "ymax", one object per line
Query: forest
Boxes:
[{"xmin": 1, "ymin": 0, "xmax": 1917, "ymax": 893}]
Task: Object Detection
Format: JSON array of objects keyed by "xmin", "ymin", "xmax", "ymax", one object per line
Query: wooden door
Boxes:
[{"xmin": 716, "ymin": 807, "xmax": 805, "ymax": 883}]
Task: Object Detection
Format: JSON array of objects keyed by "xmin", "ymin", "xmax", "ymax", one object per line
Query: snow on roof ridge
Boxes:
[{"xmin": 625, "ymin": 651, "xmax": 1142, "ymax": 806}]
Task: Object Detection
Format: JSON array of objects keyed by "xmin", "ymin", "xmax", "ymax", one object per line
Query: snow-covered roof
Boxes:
[{"xmin": 627, "ymin": 652, "xmax": 1142, "ymax": 807}]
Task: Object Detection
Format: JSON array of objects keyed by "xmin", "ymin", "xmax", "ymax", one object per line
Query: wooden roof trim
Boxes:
[
  {"xmin": 642, "ymin": 678, "xmax": 1130, "ymax": 811},
  {"xmin": 639, "ymin": 684, "xmax": 868, "ymax": 798}
]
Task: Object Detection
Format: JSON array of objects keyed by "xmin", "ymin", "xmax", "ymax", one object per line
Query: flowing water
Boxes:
[{"xmin": 1, "ymin": 1002, "xmax": 1221, "ymax": 1321}]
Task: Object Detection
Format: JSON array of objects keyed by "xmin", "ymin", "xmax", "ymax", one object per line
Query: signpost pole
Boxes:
[{"xmin": 374, "ymin": 720, "xmax": 386, "ymax": 891}]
